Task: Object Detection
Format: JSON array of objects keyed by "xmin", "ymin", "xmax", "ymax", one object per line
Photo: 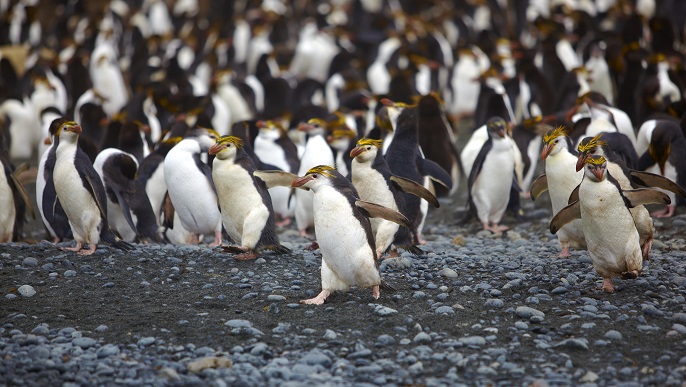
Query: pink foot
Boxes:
[
  {"xmin": 77, "ymin": 244, "xmax": 97, "ymax": 256},
  {"xmin": 208, "ymin": 231, "xmax": 222, "ymax": 247},
  {"xmin": 372, "ymin": 285, "xmax": 380, "ymax": 299},
  {"xmin": 235, "ymin": 252, "xmax": 258, "ymax": 261},
  {"xmin": 190, "ymin": 234, "xmax": 200, "ymax": 244},
  {"xmin": 299, "ymin": 229, "xmax": 310, "ymax": 238},
  {"xmin": 275, "ymin": 217, "xmax": 291, "ymax": 227},
  {"xmin": 601, "ymin": 277, "xmax": 615, "ymax": 293},
  {"xmin": 300, "ymin": 289, "xmax": 330, "ymax": 305},
  {"xmin": 61, "ymin": 242, "xmax": 84, "ymax": 252},
  {"xmin": 641, "ymin": 237, "xmax": 653, "ymax": 261},
  {"xmin": 651, "ymin": 205, "xmax": 675, "ymax": 218},
  {"xmin": 559, "ymin": 245, "xmax": 571, "ymax": 258}
]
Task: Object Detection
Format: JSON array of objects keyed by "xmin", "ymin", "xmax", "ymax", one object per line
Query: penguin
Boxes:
[
  {"xmin": 384, "ymin": 107, "xmax": 452, "ymax": 243},
  {"xmin": 550, "ymin": 155, "xmax": 671, "ymax": 292},
  {"xmin": 0, "ymin": 142, "xmax": 33, "ymax": 242},
  {"xmin": 350, "ymin": 138, "xmax": 438, "ymax": 257},
  {"xmin": 0, "ymin": 97, "xmax": 42, "ymax": 161},
  {"xmin": 294, "ymin": 118, "xmax": 335, "ymax": 237},
  {"xmin": 36, "ymin": 117, "xmax": 72, "ymax": 243},
  {"xmin": 164, "ymin": 128, "xmax": 222, "ymax": 245},
  {"xmin": 467, "ymin": 116, "xmax": 515, "ymax": 233},
  {"xmin": 291, "ymin": 165, "xmax": 410, "ymax": 305},
  {"xmin": 530, "ymin": 126, "xmax": 585, "ymax": 257},
  {"xmin": 636, "ymin": 119, "xmax": 686, "ymax": 217},
  {"xmin": 209, "ymin": 135, "xmax": 290, "ymax": 260},
  {"xmin": 93, "ymin": 148, "xmax": 160, "ymax": 243},
  {"xmin": 90, "ymin": 42, "xmax": 129, "ymax": 117},
  {"xmin": 416, "ymin": 93, "xmax": 461, "ymax": 197},
  {"xmin": 253, "ymin": 120, "xmax": 300, "ymax": 226},
  {"xmin": 52, "ymin": 120, "xmax": 132, "ymax": 255}
]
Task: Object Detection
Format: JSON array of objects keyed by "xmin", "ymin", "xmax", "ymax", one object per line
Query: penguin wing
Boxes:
[
  {"xmin": 106, "ymin": 183, "xmax": 138, "ymax": 233},
  {"xmin": 253, "ymin": 170, "xmax": 300, "ymax": 188},
  {"xmin": 419, "ymin": 158, "xmax": 453, "ymax": 189},
  {"xmin": 9, "ymin": 164, "xmax": 36, "ymax": 219},
  {"xmin": 568, "ymin": 183, "xmax": 581, "ymax": 204},
  {"xmin": 629, "ymin": 170, "xmax": 686, "ymax": 197},
  {"xmin": 467, "ymin": 139, "xmax": 493, "ymax": 192},
  {"xmin": 622, "ymin": 188, "xmax": 672, "ymax": 207},
  {"xmin": 76, "ymin": 151, "xmax": 108, "ymax": 220},
  {"xmin": 390, "ymin": 175, "xmax": 440, "ymax": 207},
  {"xmin": 355, "ymin": 200, "xmax": 411, "ymax": 228},
  {"xmin": 550, "ymin": 200, "xmax": 581, "ymax": 235},
  {"xmin": 193, "ymin": 153, "xmax": 216, "ymax": 193},
  {"xmin": 529, "ymin": 174, "xmax": 548, "ymax": 201},
  {"xmin": 161, "ymin": 191, "xmax": 174, "ymax": 229}
]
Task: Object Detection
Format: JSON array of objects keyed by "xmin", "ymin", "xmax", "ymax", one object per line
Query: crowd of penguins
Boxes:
[{"xmin": 1, "ymin": 0, "xmax": 686, "ymax": 303}]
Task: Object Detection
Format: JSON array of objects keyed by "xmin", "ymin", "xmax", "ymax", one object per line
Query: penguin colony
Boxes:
[{"xmin": 0, "ymin": 0, "xmax": 685, "ymax": 301}]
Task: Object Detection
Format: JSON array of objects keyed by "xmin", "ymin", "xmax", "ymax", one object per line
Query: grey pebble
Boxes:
[
  {"xmin": 555, "ymin": 338, "xmax": 589, "ymax": 350},
  {"xmin": 72, "ymin": 337, "xmax": 97, "ymax": 349},
  {"xmin": 459, "ymin": 336, "xmax": 486, "ymax": 346},
  {"xmin": 413, "ymin": 332, "xmax": 432, "ymax": 344},
  {"xmin": 137, "ymin": 337, "xmax": 156, "ymax": 346},
  {"xmin": 485, "ymin": 299, "xmax": 504, "ymax": 308},
  {"xmin": 515, "ymin": 306, "xmax": 545, "ymax": 319},
  {"xmin": 22, "ymin": 257, "xmax": 38, "ymax": 267},
  {"xmin": 604, "ymin": 330, "xmax": 623, "ymax": 340},
  {"xmin": 64, "ymin": 270, "xmax": 77, "ymax": 277}
]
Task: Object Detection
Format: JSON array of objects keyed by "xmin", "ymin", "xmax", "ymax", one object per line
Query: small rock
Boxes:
[
  {"xmin": 137, "ymin": 337, "xmax": 155, "ymax": 346},
  {"xmin": 96, "ymin": 344, "xmax": 120, "ymax": 358},
  {"xmin": 580, "ymin": 371, "xmax": 599, "ymax": 383},
  {"xmin": 323, "ymin": 329, "xmax": 337, "ymax": 340},
  {"xmin": 18, "ymin": 285, "xmax": 36, "ymax": 298},
  {"xmin": 72, "ymin": 337, "xmax": 97, "ymax": 349},
  {"xmin": 439, "ymin": 268, "xmax": 458, "ymax": 278},
  {"xmin": 64, "ymin": 270, "xmax": 77, "ymax": 277},
  {"xmin": 371, "ymin": 304, "xmax": 398, "ymax": 316},
  {"xmin": 267, "ymin": 295, "xmax": 286, "ymax": 301},
  {"xmin": 187, "ymin": 356, "xmax": 233, "ymax": 373},
  {"xmin": 604, "ymin": 330, "xmax": 623, "ymax": 340},
  {"xmin": 413, "ymin": 332, "xmax": 432, "ymax": 344},
  {"xmin": 435, "ymin": 306, "xmax": 455, "ymax": 315},
  {"xmin": 459, "ymin": 336, "xmax": 486, "ymax": 346},
  {"xmin": 224, "ymin": 319, "xmax": 253, "ymax": 328},
  {"xmin": 515, "ymin": 306, "xmax": 545, "ymax": 319},
  {"xmin": 485, "ymin": 299, "xmax": 504, "ymax": 308},
  {"xmin": 555, "ymin": 338, "xmax": 589, "ymax": 350},
  {"xmin": 22, "ymin": 257, "xmax": 38, "ymax": 267}
]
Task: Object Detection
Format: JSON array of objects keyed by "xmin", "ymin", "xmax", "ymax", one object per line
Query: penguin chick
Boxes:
[
  {"xmin": 93, "ymin": 149, "xmax": 160, "ymax": 243},
  {"xmin": 164, "ymin": 128, "xmax": 222, "ymax": 246},
  {"xmin": 350, "ymin": 138, "xmax": 438, "ymax": 257},
  {"xmin": 52, "ymin": 120, "xmax": 133, "ymax": 255},
  {"xmin": 530, "ymin": 126, "xmax": 585, "ymax": 257},
  {"xmin": 209, "ymin": 135, "xmax": 290, "ymax": 260},
  {"xmin": 551, "ymin": 155, "xmax": 670, "ymax": 292},
  {"xmin": 468, "ymin": 117, "xmax": 515, "ymax": 233},
  {"xmin": 291, "ymin": 165, "xmax": 410, "ymax": 305}
]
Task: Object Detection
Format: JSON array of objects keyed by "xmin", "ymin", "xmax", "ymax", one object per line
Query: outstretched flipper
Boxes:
[
  {"xmin": 630, "ymin": 170, "xmax": 686, "ymax": 197},
  {"xmin": 254, "ymin": 170, "xmax": 300, "ymax": 189},
  {"xmin": 390, "ymin": 175, "xmax": 439, "ymax": 207},
  {"xmin": 529, "ymin": 174, "xmax": 548, "ymax": 201},
  {"xmin": 550, "ymin": 200, "xmax": 581, "ymax": 234},
  {"xmin": 622, "ymin": 188, "xmax": 671, "ymax": 207},
  {"xmin": 355, "ymin": 200, "xmax": 411, "ymax": 228},
  {"xmin": 420, "ymin": 158, "xmax": 453, "ymax": 190}
]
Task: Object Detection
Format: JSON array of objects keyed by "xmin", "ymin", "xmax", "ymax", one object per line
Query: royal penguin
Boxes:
[
  {"xmin": 384, "ymin": 107, "xmax": 452, "ymax": 243},
  {"xmin": 350, "ymin": 138, "xmax": 438, "ymax": 257},
  {"xmin": 0, "ymin": 140, "xmax": 33, "ymax": 242},
  {"xmin": 291, "ymin": 165, "xmax": 410, "ymax": 305},
  {"xmin": 293, "ymin": 118, "xmax": 335, "ymax": 237},
  {"xmin": 530, "ymin": 126, "xmax": 585, "ymax": 257},
  {"xmin": 164, "ymin": 128, "xmax": 222, "ymax": 245},
  {"xmin": 0, "ymin": 97, "xmax": 42, "ymax": 160},
  {"xmin": 635, "ymin": 119, "xmax": 686, "ymax": 217},
  {"xmin": 467, "ymin": 117, "xmax": 516, "ymax": 233},
  {"xmin": 52, "ymin": 120, "xmax": 132, "ymax": 255},
  {"xmin": 93, "ymin": 148, "xmax": 160, "ymax": 243},
  {"xmin": 90, "ymin": 42, "xmax": 129, "ymax": 117},
  {"xmin": 36, "ymin": 117, "xmax": 72, "ymax": 243},
  {"xmin": 551, "ymin": 155, "xmax": 670, "ymax": 292},
  {"xmin": 209, "ymin": 135, "xmax": 290, "ymax": 260},
  {"xmin": 252, "ymin": 120, "xmax": 300, "ymax": 226}
]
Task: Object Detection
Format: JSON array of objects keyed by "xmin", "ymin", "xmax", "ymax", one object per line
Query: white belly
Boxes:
[
  {"xmin": 313, "ymin": 186, "xmax": 380, "ymax": 289},
  {"xmin": 53, "ymin": 156, "xmax": 102, "ymax": 244},
  {"xmin": 0, "ymin": 170, "xmax": 16, "ymax": 241},
  {"xmin": 471, "ymin": 143, "xmax": 514, "ymax": 224},
  {"xmin": 145, "ymin": 164, "xmax": 167, "ymax": 221},
  {"xmin": 352, "ymin": 162, "xmax": 398, "ymax": 252}
]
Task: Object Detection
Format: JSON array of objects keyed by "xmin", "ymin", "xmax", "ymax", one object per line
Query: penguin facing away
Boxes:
[
  {"xmin": 0, "ymin": 146, "xmax": 34, "ymax": 242},
  {"xmin": 209, "ymin": 135, "xmax": 290, "ymax": 260},
  {"xmin": 52, "ymin": 120, "xmax": 132, "ymax": 255},
  {"xmin": 291, "ymin": 165, "xmax": 410, "ymax": 305},
  {"xmin": 350, "ymin": 138, "xmax": 438, "ymax": 257},
  {"xmin": 551, "ymin": 155, "xmax": 671, "ymax": 292},
  {"xmin": 530, "ymin": 126, "xmax": 585, "ymax": 257},
  {"xmin": 468, "ymin": 117, "xmax": 516, "ymax": 233}
]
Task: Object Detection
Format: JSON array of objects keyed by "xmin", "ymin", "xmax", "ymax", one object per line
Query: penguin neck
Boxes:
[{"xmin": 55, "ymin": 136, "xmax": 78, "ymax": 159}]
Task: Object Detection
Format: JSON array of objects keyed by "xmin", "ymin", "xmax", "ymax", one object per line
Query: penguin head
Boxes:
[
  {"xmin": 327, "ymin": 127, "xmax": 356, "ymax": 151},
  {"xmin": 209, "ymin": 135, "xmax": 243, "ymax": 160},
  {"xmin": 185, "ymin": 128, "xmax": 220, "ymax": 151},
  {"xmin": 256, "ymin": 120, "xmax": 287, "ymax": 140},
  {"xmin": 576, "ymin": 134, "xmax": 607, "ymax": 172},
  {"xmin": 541, "ymin": 126, "xmax": 570, "ymax": 160},
  {"xmin": 291, "ymin": 165, "xmax": 339, "ymax": 192},
  {"xmin": 486, "ymin": 117, "xmax": 507, "ymax": 139},
  {"xmin": 350, "ymin": 138, "xmax": 382, "ymax": 162},
  {"xmin": 55, "ymin": 120, "xmax": 82, "ymax": 141},
  {"xmin": 584, "ymin": 155, "xmax": 607, "ymax": 182},
  {"xmin": 298, "ymin": 118, "xmax": 328, "ymax": 136},
  {"xmin": 648, "ymin": 142, "xmax": 671, "ymax": 176}
]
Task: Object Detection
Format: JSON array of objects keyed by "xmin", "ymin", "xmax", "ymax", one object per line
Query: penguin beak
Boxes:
[
  {"xmin": 297, "ymin": 122, "xmax": 312, "ymax": 132},
  {"xmin": 576, "ymin": 154, "xmax": 587, "ymax": 172},
  {"xmin": 291, "ymin": 175, "xmax": 313, "ymax": 189},
  {"xmin": 208, "ymin": 143, "xmax": 224, "ymax": 155},
  {"xmin": 541, "ymin": 143, "xmax": 553, "ymax": 160},
  {"xmin": 67, "ymin": 124, "xmax": 83, "ymax": 134},
  {"xmin": 593, "ymin": 166, "xmax": 604, "ymax": 181},
  {"xmin": 497, "ymin": 129, "xmax": 506, "ymax": 138},
  {"xmin": 256, "ymin": 120, "xmax": 267, "ymax": 128},
  {"xmin": 350, "ymin": 146, "xmax": 365, "ymax": 158},
  {"xmin": 44, "ymin": 136, "xmax": 52, "ymax": 145}
]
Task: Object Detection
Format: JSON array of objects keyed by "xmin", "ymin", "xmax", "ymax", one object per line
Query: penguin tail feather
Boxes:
[
  {"xmin": 380, "ymin": 280, "xmax": 396, "ymax": 292},
  {"xmin": 398, "ymin": 244, "xmax": 424, "ymax": 256},
  {"xmin": 263, "ymin": 244, "xmax": 292, "ymax": 255},
  {"xmin": 101, "ymin": 230, "xmax": 135, "ymax": 251}
]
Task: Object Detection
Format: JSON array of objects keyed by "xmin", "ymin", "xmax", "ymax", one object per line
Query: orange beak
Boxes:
[
  {"xmin": 291, "ymin": 175, "xmax": 313, "ymax": 188},
  {"xmin": 541, "ymin": 143, "xmax": 553, "ymax": 160},
  {"xmin": 592, "ymin": 167, "xmax": 604, "ymax": 181},
  {"xmin": 208, "ymin": 143, "xmax": 224, "ymax": 155},
  {"xmin": 350, "ymin": 146, "xmax": 364, "ymax": 158},
  {"xmin": 297, "ymin": 122, "xmax": 312, "ymax": 132},
  {"xmin": 576, "ymin": 154, "xmax": 587, "ymax": 172},
  {"xmin": 67, "ymin": 124, "xmax": 83, "ymax": 134}
]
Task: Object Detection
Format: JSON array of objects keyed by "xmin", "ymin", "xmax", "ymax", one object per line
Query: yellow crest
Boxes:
[
  {"xmin": 216, "ymin": 135, "xmax": 243, "ymax": 148},
  {"xmin": 306, "ymin": 165, "xmax": 336, "ymax": 178},
  {"xmin": 162, "ymin": 136, "xmax": 183, "ymax": 146},
  {"xmin": 586, "ymin": 155, "xmax": 606, "ymax": 166},
  {"xmin": 357, "ymin": 138, "xmax": 382, "ymax": 148},
  {"xmin": 307, "ymin": 118, "xmax": 326, "ymax": 127},
  {"xmin": 332, "ymin": 129, "xmax": 356, "ymax": 139},
  {"xmin": 56, "ymin": 120, "xmax": 78, "ymax": 136},
  {"xmin": 577, "ymin": 134, "xmax": 607, "ymax": 153},
  {"xmin": 543, "ymin": 126, "xmax": 568, "ymax": 144}
]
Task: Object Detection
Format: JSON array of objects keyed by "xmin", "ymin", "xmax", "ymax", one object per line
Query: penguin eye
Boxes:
[
  {"xmin": 589, "ymin": 149, "xmax": 595, "ymax": 154},
  {"xmin": 366, "ymin": 146, "xmax": 371, "ymax": 150},
  {"xmin": 312, "ymin": 174, "xmax": 318, "ymax": 178}
]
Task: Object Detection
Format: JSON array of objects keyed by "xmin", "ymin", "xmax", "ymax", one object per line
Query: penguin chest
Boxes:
[
  {"xmin": 352, "ymin": 165, "xmax": 399, "ymax": 249},
  {"xmin": 53, "ymin": 156, "xmax": 102, "ymax": 241},
  {"xmin": 213, "ymin": 162, "xmax": 268, "ymax": 240},
  {"xmin": 472, "ymin": 144, "xmax": 514, "ymax": 222},
  {"xmin": 580, "ymin": 181, "xmax": 641, "ymax": 276},
  {"xmin": 145, "ymin": 164, "xmax": 167, "ymax": 221},
  {"xmin": 546, "ymin": 152, "xmax": 583, "ymax": 214},
  {"xmin": 312, "ymin": 187, "xmax": 379, "ymax": 288},
  {"xmin": 0, "ymin": 171, "xmax": 16, "ymax": 240},
  {"xmin": 254, "ymin": 139, "xmax": 289, "ymax": 171}
]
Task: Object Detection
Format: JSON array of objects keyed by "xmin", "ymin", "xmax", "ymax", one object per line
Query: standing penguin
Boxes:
[
  {"xmin": 384, "ymin": 107, "xmax": 452, "ymax": 243},
  {"xmin": 93, "ymin": 148, "xmax": 160, "ymax": 243},
  {"xmin": 551, "ymin": 155, "xmax": 671, "ymax": 292},
  {"xmin": 164, "ymin": 128, "xmax": 222, "ymax": 245},
  {"xmin": 350, "ymin": 138, "xmax": 438, "ymax": 257},
  {"xmin": 468, "ymin": 117, "xmax": 516, "ymax": 233},
  {"xmin": 291, "ymin": 165, "xmax": 410, "ymax": 305},
  {"xmin": 36, "ymin": 117, "xmax": 73, "ymax": 243},
  {"xmin": 209, "ymin": 135, "xmax": 290, "ymax": 259},
  {"xmin": 52, "ymin": 120, "xmax": 132, "ymax": 255},
  {"xmin": 530, "ymin": 126, "xmax": 585, "ymax": 257},
  {"xmin": 0, "ymin": 140, "xmax": 33, "ymax": 242}
]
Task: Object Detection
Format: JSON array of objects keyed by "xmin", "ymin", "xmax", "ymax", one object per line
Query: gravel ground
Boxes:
[{"xmin": 1, "ymin": 188, "xmax": 686, "ymax": 386}]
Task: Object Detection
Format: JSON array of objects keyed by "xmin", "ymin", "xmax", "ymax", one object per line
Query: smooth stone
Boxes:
[
  {"xmin": 413, "ymin": 332, "xmax": 432, "ymax": 344},
  {"xmin": 439, "ymin": 268, "xmax": 458, "ymax": 278},
  {"xmin": 459, "ymin": 336, "xmax": 486, "ymax": 346},
  {"xmin": 137, "ymin": 337, "xmax": 156, "ymax": 346},
  {"xmin": 224, "ymin": 319, "xmax": 253, "ymax": 328},
  {"xmin": 515, "ymin": 306, "xmax": 545, "ymax": 319},
  {"xmin": 554, "ymin": 338, "xmax": 589, "ymax": 350},
  {"xmin": 604, "ymin": 330, "xmax": 623, "ymax": 340},
  {"xmin": 18, "ymin": 285, "xmax": 36, "ymax": 297},
  {"xmin": 72, "ymin": 337, "xmax": 97, "ymax": 349}
]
